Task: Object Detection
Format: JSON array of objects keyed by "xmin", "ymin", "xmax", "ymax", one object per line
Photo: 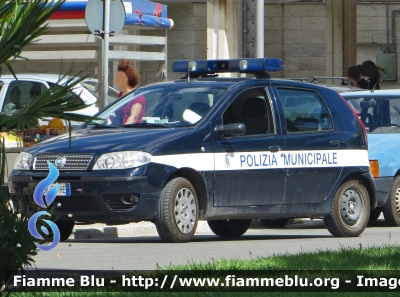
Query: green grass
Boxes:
[{"xmin": 163, "ymin": 245, "xmax": 400, "ymax": 270}]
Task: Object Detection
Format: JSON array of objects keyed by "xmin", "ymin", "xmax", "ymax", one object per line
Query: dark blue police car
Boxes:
[{"xmin": 9, "ymin": 58, "xmax": 379, "ymax": 242}]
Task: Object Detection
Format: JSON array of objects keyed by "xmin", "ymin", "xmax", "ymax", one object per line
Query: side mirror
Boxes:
[{"xmin": 217, "ymin": 123, "xmax": 246, "ymax": 137}]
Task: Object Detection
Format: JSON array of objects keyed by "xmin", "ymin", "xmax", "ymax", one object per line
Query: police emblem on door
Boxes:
[{"xmin": 224, "ymin": 154, "xmax": 231, "ymax": 168}]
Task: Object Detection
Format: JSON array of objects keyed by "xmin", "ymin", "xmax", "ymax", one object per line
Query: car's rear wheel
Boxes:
[
  {"xmin": 55, "ymin": 220, "xmax": 75, "ymax": 242},
  {"xmin": 155, "ymin": 177, "xmax": 198, "ymax": 243},
  {"xmin": 382, "ymin": 176, "xmax": 400, "ymax": 226},
  {"xmin": 324, "ymin": 180, "xmax": 370, "ymax": 237},
  {"xmin": 207, "ymin": 219, "xmax": 252, "ymax": 237},
  {"xmin": 260, "ymin": 218, "xmax": 289, "ymax": 228},
  {"xmin": 369, "ymin": 207, "xmax": 382, "ymax": 222}
]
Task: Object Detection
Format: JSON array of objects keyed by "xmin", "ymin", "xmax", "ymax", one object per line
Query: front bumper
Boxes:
[
  {"xmin": 8, "ymin": 164, "xmax": 174, "ymax": 224},
  {"xmin": 374, "ymin": 176, "xmax": 394, "ymax": 207}
]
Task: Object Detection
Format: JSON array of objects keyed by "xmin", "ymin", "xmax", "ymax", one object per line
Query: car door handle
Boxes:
[
  {"xmin": 269, "ymin": 145, "xmax": 281, "ymax": 153},
  {"xmin": 329, "ymin": 140, "xmax": 340, "ymax": 147}
]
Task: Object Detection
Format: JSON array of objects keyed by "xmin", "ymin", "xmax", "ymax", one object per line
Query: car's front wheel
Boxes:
[
  {"xmin": 207, "ymin": 219, "xmax": 252, "ymax": 237},
  {"xmin": 155, "ymin": 177, "xmax": 198, "ymax": 243},
  {"xmin": 382, "ymin": 176, "xmax": 400, "ymax": 226},
  {"xmin": 324, "ymin": 180, "xmax": 370, "ymax": 237}
]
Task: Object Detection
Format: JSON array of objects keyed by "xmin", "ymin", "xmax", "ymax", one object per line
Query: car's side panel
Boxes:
[
  {"xmin": 210, "ymin": 85, "xmax": 287, "ymax": 207},
  {"xmin": 368, "ymin": 134, "xmax": 400, "ymax": 177},
  {"xmin": 270, "ymin": 86, "xmax": 347, "ymax": 204},
  {"xmin": 213, "ymin": 136, "xmax": 286, "ymax": 206}
]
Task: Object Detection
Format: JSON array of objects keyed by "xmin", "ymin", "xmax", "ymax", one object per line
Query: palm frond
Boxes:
[{"xmin": 0, "ymin": 0, "xmax": 65, "ymax": 70}]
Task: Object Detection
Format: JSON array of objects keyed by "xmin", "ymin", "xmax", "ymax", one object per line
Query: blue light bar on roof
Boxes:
[
  {"xmin": 172, "ymin": 58, "xmax": 283, "ymax": 73},
  {"xmin": 173, "ymin": 60, "xmax": 208, "ymax": 73}
]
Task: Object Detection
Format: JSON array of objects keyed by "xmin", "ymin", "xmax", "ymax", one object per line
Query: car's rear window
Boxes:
[
  {"xmin": 277, "ymin": 88, "xmax": 333, "ymax": 133},
  {"xmin": 346, "ymin": 96, "xmax": 400, "ymax": 133}
]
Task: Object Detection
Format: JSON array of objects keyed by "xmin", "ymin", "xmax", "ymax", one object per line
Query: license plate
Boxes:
[{"xmin": 45, "ymin": 183, "xmax": 71, "ymax": 196}]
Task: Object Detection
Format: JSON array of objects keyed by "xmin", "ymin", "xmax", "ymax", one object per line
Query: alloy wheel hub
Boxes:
[{"xmin": 174, "ymin": 188, "xmax": 196, "ymax": 234}]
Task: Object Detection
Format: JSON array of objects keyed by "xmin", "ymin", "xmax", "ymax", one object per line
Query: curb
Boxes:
[{"xmin": 72, "ymin": 221, "xmax": 211, "ymax": 240}]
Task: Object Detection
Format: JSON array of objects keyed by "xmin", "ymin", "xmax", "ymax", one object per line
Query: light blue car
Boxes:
[{"xmin": 342, "ymin": 90, "xmax": 400, "ymax": 226}]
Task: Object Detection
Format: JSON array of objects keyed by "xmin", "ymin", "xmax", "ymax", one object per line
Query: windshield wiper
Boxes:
[
  {"xmin": 88, "ymin": 123, "xmax": 118, "ymax": 128},
  {"xmin": 121, "ymin": 123, "xmax": 168, "ymax": 128}
]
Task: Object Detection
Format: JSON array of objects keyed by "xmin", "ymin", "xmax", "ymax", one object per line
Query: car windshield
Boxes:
[
  {"xmin": 81, "ymin": 81, "xmax": 120, "ymax": 103},
  {"xmin": 345, "ymin": 96, "xmax": 400, "ymax": 133},
  {"xmin": 93, "ymin": 85, "xmax": 227, "ymax": 127}
]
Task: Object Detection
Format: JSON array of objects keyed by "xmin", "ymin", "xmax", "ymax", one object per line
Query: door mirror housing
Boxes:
[{"xmin": 217, "ymin": 123, "xmax": 246, "ymax": 137}]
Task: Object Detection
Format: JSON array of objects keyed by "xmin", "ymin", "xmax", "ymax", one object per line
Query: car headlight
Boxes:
[
  {"xmin": 14, "ymin": 152, "xmax": 33, "ymax": 170},
  {"xmin": 93, "ymin": 151, "xmax": 152, "ymax": 170}
]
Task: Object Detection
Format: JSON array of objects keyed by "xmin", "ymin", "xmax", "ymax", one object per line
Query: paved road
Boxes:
[{"xmin": 30, "ymin": 218, "xmax": 400, "ymax": 271}]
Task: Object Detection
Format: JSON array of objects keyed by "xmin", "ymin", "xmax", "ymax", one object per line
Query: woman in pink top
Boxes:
[{"xmin": 115, "ymin": 59, "xmax": 146, "ymax": 124}]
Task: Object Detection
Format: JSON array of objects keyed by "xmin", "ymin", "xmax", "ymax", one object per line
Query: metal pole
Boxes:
[
  {"xmin": 213, "ymin": 0, "xmax": 219, "ymax": 59},
  {"xmin": 386, "ymin": 0, "xmax": 390, "ymax": 49},
  {"xmin": 102, "ymin": 0, "xmax": 111, "ymax": 109},
  {"xmin": 255, "ymin": 0, "xmax": 264, "ymax": 58},
  {"xmin": 238, "ymin": 0, "xmax": 243, "ymax": 58}
]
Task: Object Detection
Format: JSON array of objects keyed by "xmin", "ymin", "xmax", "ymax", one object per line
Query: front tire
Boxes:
[
  {"xmin": 324, "ymin": 180, "xmax": 370, "ymax": 237},
  {"xmin": 207, "ymin": 219, "xmax": 252, "ymax": 237},
  {"xmin": 155, "ymin": 178, "xmax": 198, "ymax": 243},
  {"xmin": 382, "ymin": 176, "xmax": 400, "ymax": 226}
]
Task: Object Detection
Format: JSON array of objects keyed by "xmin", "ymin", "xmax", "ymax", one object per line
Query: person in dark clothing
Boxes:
[
  {"xmin": 347, "ymin": 65, "xmax": 369, "ymax": 89},
  {"xmin": 361, "ymin": 60, "xmax": 385, "ymax": 90}
]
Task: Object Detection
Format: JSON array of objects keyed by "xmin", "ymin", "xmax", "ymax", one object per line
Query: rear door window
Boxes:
[{"xmin": 277, "ymin": 88, "xmax": 333, "ymax": 133}]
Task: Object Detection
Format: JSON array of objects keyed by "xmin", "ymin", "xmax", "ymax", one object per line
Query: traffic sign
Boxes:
[{"xmin": 85, "ymin": 0, "xmax": 126, "ymax": 39}]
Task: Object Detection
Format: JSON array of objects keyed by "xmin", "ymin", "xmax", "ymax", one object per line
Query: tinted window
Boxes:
[
  {"xmin": 222, "ymin": 88, "xmax": 274, "ymax": 136},
  {"xmin": 277, "ymin": 88, "xmax": 332, "ymax": 133}
]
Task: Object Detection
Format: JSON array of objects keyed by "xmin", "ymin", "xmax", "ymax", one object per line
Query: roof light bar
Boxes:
[
  {"xmin": 172, "ymin": 58, "xmax": 283, "ymax": 74},
  {"xmin": 173, "ymin": 60, "xmax": 208, "ymax": 73}
]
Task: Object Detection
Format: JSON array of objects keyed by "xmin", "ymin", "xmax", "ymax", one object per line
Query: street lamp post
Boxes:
[
  {"xmin": 255, "ymin": 0, "xmax": 264, "ymax": 58},
  {"xmin": 102, "ymin": 0, "xmax": 111, "ymax": 109}
]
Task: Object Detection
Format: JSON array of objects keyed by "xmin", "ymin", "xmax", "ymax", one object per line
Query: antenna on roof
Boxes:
[{"xmin": 371, "ymin": 81, "xmax": 378, "ymax": 93}]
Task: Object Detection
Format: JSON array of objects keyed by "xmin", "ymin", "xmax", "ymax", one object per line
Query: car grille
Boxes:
[{"xmin": 33, "ymin": 155, "xmax": 93, "ymax": 170}]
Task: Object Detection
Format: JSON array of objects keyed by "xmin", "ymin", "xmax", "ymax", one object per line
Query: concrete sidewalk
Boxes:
[
  {"xmin": 72, "ymin": 221, "xmax": 212, "ymax": 240},
  {"xmin": 71, "ymin": 218, "xmax": 324, "ymax": 240}
]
